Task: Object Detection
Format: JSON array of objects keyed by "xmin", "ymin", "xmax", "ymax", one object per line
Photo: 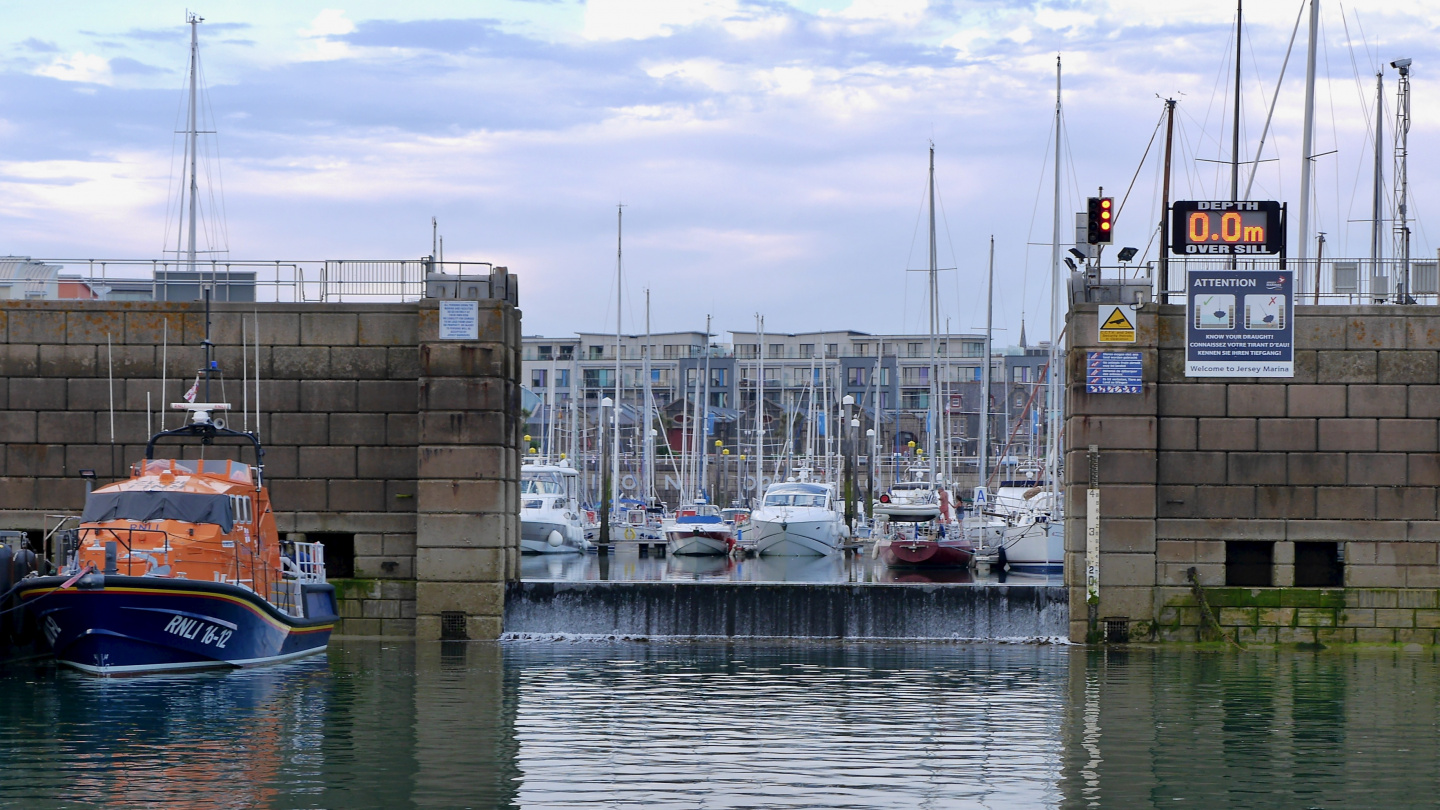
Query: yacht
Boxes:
[
  {"xmin": 520, "ymin": 462, "xmax": 589, "ymax": 554},
  {"xmin": 749, "ymin": 481, "xmax": 846, "ymax": 557},
  {"xmin": 662, "ymin": 499, "xmax": 733, "ymax": 556},
  {"xmin": 967, "ymin": 482, "xmax": 1063, "ymax": 574}
]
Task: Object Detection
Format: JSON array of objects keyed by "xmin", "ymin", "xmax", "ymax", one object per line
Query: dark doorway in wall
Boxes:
[
  {"xmin": 1226, "ymin": 541, "xmax": 1273, "ymax": 587},
  {"xmin": 1294, "ymin": 541, "xmax": 1343, "ymax": 587},
  {"xmin": 304, "ymin": 532, "xmax": 354, "ymax": 578}
]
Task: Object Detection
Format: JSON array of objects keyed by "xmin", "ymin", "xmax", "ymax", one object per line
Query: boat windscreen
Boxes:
[
  {"xmin": 763, "ymin": 493, "xmax": 827, "ymax": 508},
  {"xmin": 82, "ymin": 491, "xmax": 235, "ymax": 532},
  {"xmin": 521, "ymin": 475, "xmax": 566, "ymax": 495}
]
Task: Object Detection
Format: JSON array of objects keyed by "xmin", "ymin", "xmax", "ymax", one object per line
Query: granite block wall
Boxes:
[{"xmin": 1068, "ymin": 303, "xmax": 1440, "ymax": 643}]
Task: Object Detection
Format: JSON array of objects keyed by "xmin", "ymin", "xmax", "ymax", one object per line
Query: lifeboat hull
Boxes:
[{"xmin": 16, "ymin": 575, "xmax": 336, "ymax": 676}]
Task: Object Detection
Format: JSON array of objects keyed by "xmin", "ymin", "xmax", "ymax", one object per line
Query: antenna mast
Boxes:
[
  {"xmin": 1394, "ymin": 59, "xmax": 1413, "ymax": 301},
  {"xmin": 186, "ymin": 12, "xmax": 203, "ymax": 275}
]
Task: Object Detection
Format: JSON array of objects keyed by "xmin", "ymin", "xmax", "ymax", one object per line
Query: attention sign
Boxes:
[
  {"xmin": 1171, "ymin": 200, "xmax": 1284, "ymax": 255},
  {"xmin": 1185, "ymin": 270, "xmax": 1293, "ymax": 377},
  {"xmin": 1097, "ymin": 304, "xmax": 1137, "ymax": 343}
]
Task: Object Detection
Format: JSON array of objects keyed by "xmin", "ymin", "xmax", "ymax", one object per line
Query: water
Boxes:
[
  {"xmin": 522, "ymin": 548, "xmax": 1064, "ymax": 586},
  {"xmin": 3, "ymin": 641, "xmax": 1440, "ymax": 808}
]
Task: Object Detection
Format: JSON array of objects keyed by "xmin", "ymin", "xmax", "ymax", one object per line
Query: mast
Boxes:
[
  {"xmin": 1047, "ymin": 56, "xmax": 1063, "ymax": 512},
  {"xmin": 1230, "ymin": 0, "xmax": 1242, "ymax": 201},
  {"xmin": 979, "ymin": 236, "xmax": 994, "ymax": 489},
  {"xmin": 612, "ymin": 205, "xmax": 623, "ymax": 512},
  {"xmin": 1160, "ymin": 98, "xmax": 1176, "ymax": 303},
  {"xmin": 1394, "ymin": 58, "xmax": 1412, "ymax": 301},
  {"xmin": 756, "ymin": 313, "xmax": 765, "ymax": 502},
  {"xmin": 1297, "ymin": 0, "xmax": 1320, "ymax": 266},
  {"xmin": 185, "ymin": 12, "xmax": 202, "ymax": 274},
  {"xmin": 643, "ymin": 289, "xmax": 654, "ymax": 503},
  {"xmin": 700, "ymin": 314, "xmax": 712, "ymax": 498},
  {"xmin": 926, "ymin": 144, "xmax": 938, "ymax": 489},
  {"xmin": 1372, "ymin": 70, "xmax": 1385, "ymax": 282}
]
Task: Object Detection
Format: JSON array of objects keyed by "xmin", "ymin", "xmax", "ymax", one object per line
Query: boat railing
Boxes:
[{"xmin": 282, "ymin": 540, "xmax": 327, "ymax": 584}]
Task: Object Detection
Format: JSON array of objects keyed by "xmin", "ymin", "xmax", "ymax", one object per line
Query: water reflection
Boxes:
[{"xmin": 5, "ymin": 642, "xmax": 1440, "ymax": 808}]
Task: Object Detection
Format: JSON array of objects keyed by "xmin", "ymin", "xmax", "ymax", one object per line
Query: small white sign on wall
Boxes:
[{"xmin": 438, "ymin": 300, "xmax": 479, "ymax": 340}]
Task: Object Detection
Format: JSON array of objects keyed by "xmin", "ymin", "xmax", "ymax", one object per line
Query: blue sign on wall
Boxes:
[
  {"xmin": 1086, "ymin": 351, "xmax": 1143, "ymax": 394},
  {"xmin": 1186, "ymin": 269, "xmax": 1294, "ymax": 377}
]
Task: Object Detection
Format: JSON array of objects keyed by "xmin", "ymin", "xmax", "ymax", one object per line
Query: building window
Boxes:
[
  {"xmin": 588, "ymin": 345, "xmax": 605, "ymax": 360},
  {"xmin": 848, "ymin": 367, "xmax": 867, "ymax": 386},
  {"xmin": 799, "ymin": 343, "xmax": 815, "ymax": 358},
  {"xmin": 736, "ymin": 344, "xmax": 758, "ymax": 359},
  {"xmin": 536, "ymin": 345, "xmax": 552, "ymax": 360},
  {"xmin": 711, "ymin": 368, "xmax": 728, "ymax": 387},
  {"xmin": 583, "ymin": 368, "xmax": 614, "ymax": 389},
  {"xmin": 901, "ymin": 390, "xmax": 929, "ymax": 410},
  {"xmin": 531, "ymin": 369, "xmax": 547, "ymax": 388},
  {"xmin": 559, "ymin": 345, "xmax": 574, "ymax": 360},
  {"xmin": 768, "ymin": 343, "xmax": 785, "ymax": 358},
  {"xmin": 664, "ymin": 345, "xmax": 681, "ymax": 359},
  {"xmin": 556, "ymin": 369, "xmax": 569, "ymax": 388},
  {"xmin": 901, "ymin": 366, "xmax": 928, "ymax": 385},
  {"xmin": 852, "ymin": 342, "xmax": 868, "ymax": 356},
  {"xmin": 962, "ymin": 342, "xmax": 984, "ymax": 357},
  {"xmin": 764, "ymin": 368, "xmax": 779, "ymax": 383},
  {"xmin": 907, "ymin": 342, "xmax": 924, "ymax": 357},
  {"xmin": 827, "ymin": 343, "xmax": 838, "ymax": 357},
  {"xmin": 710, "ymin": 392, "xmax": 727, "ymax": 408},
  {"xmin": 1013, "ymin": 366, "xmax": 1030, "ymax": 383}
]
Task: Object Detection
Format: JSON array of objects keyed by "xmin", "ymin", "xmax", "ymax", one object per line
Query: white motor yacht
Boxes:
[
  {"xmin": 520, "ymin": 462, "xmax": 589, "ymax": 554},
  {"xmin": 750, "ymin": 481, "xmax": 847, "ymax": 557}
]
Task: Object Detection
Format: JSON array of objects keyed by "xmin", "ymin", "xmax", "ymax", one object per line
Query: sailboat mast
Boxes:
[
  {"xmin": 1048, "ymin": 56, "xmax": 1063, "ymax": 510},
  {"xmin": 612, "ymin": 205, "xmax": 623, "ymax": 512},
  {"xmin": 926, "ymin": 145, "xmax": 939, "ymax": 488},
  {"xmin": 756, "ymin": 313, "xmax": 765, "ymax": 503},
  {"xmin": 1372, "ymin": 70, "xmax": 1385, "ymax": 278},
  {"xmin": 643, "ymin": 288, "xmax": 654, "ymax": 502},
  {"xmin": 186, "ymin": 13, "xmax": 202, "ymax": 274},
  {"xmin": 1297, "ymin": 0, "xmax": 1320, "ymax": 265},
  {"xmin": 980, "ymin": 236, "xmax": 994, "ymax": 489},
  {"xmin": 1231, "ymin": 0, "xmax": 1242, "ymax": 201},
  {"xmin": 700, "ymin": 314, "xmax": 712, "ymax": 497}
]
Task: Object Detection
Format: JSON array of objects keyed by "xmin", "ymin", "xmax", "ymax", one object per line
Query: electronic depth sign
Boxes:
[{"xmin": 1170, "ymin": 200, "xmax": 1285, "ymax": 255}]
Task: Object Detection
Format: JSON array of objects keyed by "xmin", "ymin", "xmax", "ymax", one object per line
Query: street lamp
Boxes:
[
  {"xmin": 865, "ymin": 428, "xmax": 876, "ymax": 519},
  {"xmin": 841, "ymin": 395, "xmax": 856, "ymax": 532}
]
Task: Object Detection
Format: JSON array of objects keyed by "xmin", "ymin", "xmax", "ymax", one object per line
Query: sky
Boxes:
[{"xmin": 2, "ymin": 1, "xmax": 1439, "ymax": 344}]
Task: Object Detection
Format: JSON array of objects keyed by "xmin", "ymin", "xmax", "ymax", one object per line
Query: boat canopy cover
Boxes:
[{"xmin": 82, "ymin": 491, "xmax": 235, "ymax": 533}]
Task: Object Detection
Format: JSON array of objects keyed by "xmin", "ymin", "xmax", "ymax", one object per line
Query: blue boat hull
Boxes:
[{"xmin": 16, "ymin": 575, "xmax": 337, "ymax": 675}]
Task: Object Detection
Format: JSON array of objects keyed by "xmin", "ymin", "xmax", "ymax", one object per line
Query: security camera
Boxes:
[{"xmin": 1392, "ymin": 57, "xmax": 1412, "ymax": 73}]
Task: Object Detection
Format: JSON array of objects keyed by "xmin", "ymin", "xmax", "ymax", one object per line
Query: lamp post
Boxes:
[
  {"xmin": 599, "ymin": 397, "xmax": 613, "ymax": 551},
  {"xmin": 864, "ymin": 428, "xmax": 875, "ymax": 522},
  {"xmin": 713, "ymin": 439, "xmax": 723, "ymax": 504}
]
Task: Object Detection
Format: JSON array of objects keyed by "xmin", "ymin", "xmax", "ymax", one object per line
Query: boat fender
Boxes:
[
  {"xmin": 996, "ymin": 545, "xmax": 1009, "ymax": 571},
  {"xmin": 547, "ymin": 530, "xmax": 564, "ymax": 548}
]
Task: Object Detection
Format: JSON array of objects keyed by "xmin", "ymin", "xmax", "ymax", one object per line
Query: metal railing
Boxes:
[
  {"xmin": 1156, "ymin": 256, "xmax": 1440, "ymax": 306},
  {"xmin": 6, "ymin": 258, "xmax": 504, "ymax": 303}
]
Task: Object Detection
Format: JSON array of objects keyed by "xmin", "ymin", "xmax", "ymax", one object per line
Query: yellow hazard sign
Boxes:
[{"xmin": 1098, "ymin": 304, "xmax": 1137, "ymax": 343}]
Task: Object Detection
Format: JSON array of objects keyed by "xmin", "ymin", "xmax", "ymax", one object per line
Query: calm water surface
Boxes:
[{"xmin": 2, "ymin": 640, "xmax": 1439, "ymax": 808}]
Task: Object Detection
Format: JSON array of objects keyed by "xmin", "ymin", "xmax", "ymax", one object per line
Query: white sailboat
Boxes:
[{"xmin": 970, "ymin": 59, "xmax": 1066, "ymax": 574}]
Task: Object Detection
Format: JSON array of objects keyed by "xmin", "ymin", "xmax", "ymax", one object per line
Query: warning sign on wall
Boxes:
[{"xmin": 1097, "ymin": 304, "xmax": 1137, "ymax": 343}]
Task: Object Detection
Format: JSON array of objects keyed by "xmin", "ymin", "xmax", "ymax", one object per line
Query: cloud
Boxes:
[
  {"xmin": 18, "ymin": 38, "xmax": 59, "ymax": 53},
  {"xmin": 109, "ymin": 57, "xmax": 167, "ymax": 76},
  {"xmin": 33, "ymin": 52, "xmax": 112, "ymax": 85}
]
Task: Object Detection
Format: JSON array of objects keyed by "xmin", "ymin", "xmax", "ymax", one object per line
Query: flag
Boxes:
[{"xmin": 183, "ymin": 375, "xmax": 199, "ymax": 403}]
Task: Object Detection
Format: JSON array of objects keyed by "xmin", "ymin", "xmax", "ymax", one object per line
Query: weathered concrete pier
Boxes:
[
  {"xmin": 0, "ymin": 270, "xmax": 523, "ymax": 640},
  {"xmin": 1068, "ymin": 303, "xmax": 1440, "ymax": 644}
]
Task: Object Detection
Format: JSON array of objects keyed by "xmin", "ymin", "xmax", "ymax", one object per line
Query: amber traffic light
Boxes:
[{"xmin": 1087, "ymin": 196, "xmax": 1114, "ymax": 244}]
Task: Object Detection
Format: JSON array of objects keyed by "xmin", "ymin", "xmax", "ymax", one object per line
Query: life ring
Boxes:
[
  {"xmin": 621, "ymin": 474, "xmax": 638, "ymax": 491},
  {"xmin": 624, "ymin": 527, "xmax": 636, "ymax": 541}
]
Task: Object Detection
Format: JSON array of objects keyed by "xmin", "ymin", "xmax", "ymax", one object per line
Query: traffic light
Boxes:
[{"xmin": 1086, "ymin": 196, "xmax": 1114, "ymax": 244}]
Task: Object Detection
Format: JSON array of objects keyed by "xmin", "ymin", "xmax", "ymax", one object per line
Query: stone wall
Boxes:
[
  {"xmin": 1067, "ymin": 303, "xmax": 1440, "ymax": 644},
  {"xmin": 0, "ymin": 291, "xmax": 520, "ymax": 639}
]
